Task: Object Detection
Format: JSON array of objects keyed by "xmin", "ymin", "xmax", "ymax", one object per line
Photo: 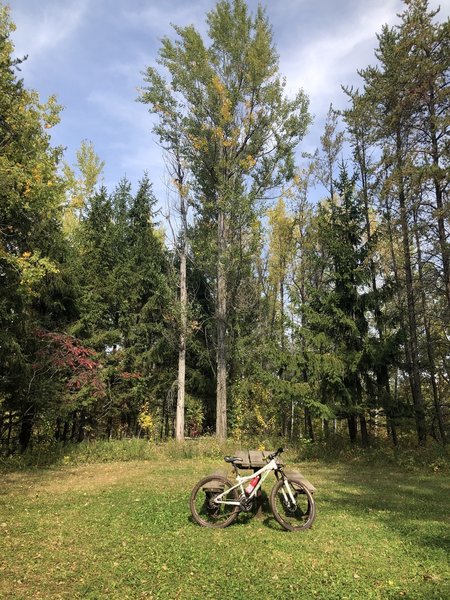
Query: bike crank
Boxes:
[{"xmin": 239, "ymin": 493, "xmax": 253, "ymax": 512}]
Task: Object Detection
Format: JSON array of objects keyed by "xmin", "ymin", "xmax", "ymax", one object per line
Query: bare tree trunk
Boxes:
[
  {"xmin": 413, "ymin": 206, "xmax": 446, "ymax": 445},
  {"xmin": 216, "ymin": 208, "xmax": 227, "ymax": 440},
  {"xmin": 428, "ymin": 90, "xmax": 450, "ymax": 313},
  {"xmin": 305, "ymin": 408, "xmax": 314, "ymax": 442},
  {"xmin": 396, "ymin": 134, "xmax": 426, "ymax": 445},
  {"xmin": 290, "ymin": 400, "xmax": 295, "ymax": 440},
  {"xmin": 359, "ymin": 414, "xmax": 369, "ymax": 448},
  {"xmin": 347, "ymin": 414, "xmax": 357, "ymax": 444},
  {"xmin": 19, "ymin": 405, "xmax": 35, "ymax": 453},
  {"xmin": 176, "ymin": 248, "xmax": 187, "ymax": 441},
  {"xmin": 353, "ymin": 131, "xmax": 398, "ymax": 447},
  {"xmin": 7, "ymin": 412, "xmax": 13, "ymax": 452},
  {"xmin": 175, "ymin": 180, "xmax": 188, "ymax": 442}
]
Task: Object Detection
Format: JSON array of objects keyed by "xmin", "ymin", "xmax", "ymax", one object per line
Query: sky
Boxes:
[{"xmin": 7, "ymin": 0, "xmax": 450, "ymax": 206}]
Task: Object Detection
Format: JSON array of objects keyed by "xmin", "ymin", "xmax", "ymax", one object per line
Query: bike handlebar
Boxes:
[{"xmin": 267, "ymin": 447, "xmax": 285, "ymax": 461}]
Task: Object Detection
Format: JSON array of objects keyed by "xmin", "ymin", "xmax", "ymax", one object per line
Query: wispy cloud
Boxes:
[
  {"xmin": 279, "ymin": 0, "xmax": 401, "ymax": 112},
  {"xmin": 120, "ymin": 0, "xmax": 212, "ymax": 36},
  {"xmin": 11, "ymin": 0, "xmax": 89, "ymax": 59}
]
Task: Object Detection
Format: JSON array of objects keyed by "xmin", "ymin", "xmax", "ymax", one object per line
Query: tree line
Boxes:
[{"xmin": 0, "ymin": 0, "xmax": 448, "ymax": 453}]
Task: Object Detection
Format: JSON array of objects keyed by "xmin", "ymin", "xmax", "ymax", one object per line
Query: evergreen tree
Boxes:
[
  {"xmin": 304, "ymin": 167, "xmax": 371, "ymax": 444},
  {"xmin": 70, "ymin": 178, "xmax": 174, "ymax": 440},
  {"xmin": 0, "ymin": 6, "xmax": 72, "ymax": 450}
]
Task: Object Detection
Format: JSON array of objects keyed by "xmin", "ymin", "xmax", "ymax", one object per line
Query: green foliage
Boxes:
[
  {"xmin": 140, "ymin": 0, "xmax": 311, "ymax": 439},
  {"xmin": 1, "ymin": 0, "xmax": 449, "ymax": 453},
  {"xmin": 0, "ymin": 4, "xmax": 75, "ymax": 450},
  {"xmin": 299, "ymin": 168, "xmax": 371, "ymax": 427},
  {"xmin": 68, "ymin": 176, "xmax": 176, "ymax": 439},
  {"xmin": 62, "ymin": 140, "xmax": 104, "ymax": 235}
]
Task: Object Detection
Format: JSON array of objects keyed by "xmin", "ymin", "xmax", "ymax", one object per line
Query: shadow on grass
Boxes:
[
  {"xmin": 319, "ymin": 464, "xmax": 450, "ymax": 552},
  {"xmin": 187, "ymin": 488, "xmax": 314, "ymax": 532}
]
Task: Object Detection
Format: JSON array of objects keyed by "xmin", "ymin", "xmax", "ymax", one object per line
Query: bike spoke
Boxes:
[
  {"xmin": 190, "ymin": 477, "xmax": 239, "ymax": 528},
  {"xmin": 272, "ymin": 480, "xmax": 315, "ymax": 530}
]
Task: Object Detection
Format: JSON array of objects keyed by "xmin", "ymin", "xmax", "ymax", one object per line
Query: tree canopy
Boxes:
[{"xmin": 0, "ymin": 0, "xmax": 448, "ymax": 453}]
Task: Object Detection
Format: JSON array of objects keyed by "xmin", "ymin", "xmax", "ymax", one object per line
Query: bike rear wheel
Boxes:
[
  {"xmin": 270, "ymin": 477, "xmax": 316, "ymax": 532},
  {"xmin": 189, "ymin": 475, "xmax": 240, "ymax": 528}
]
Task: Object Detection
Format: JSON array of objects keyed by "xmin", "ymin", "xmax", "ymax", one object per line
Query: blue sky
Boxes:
[{"xmin": 7, "ymin": 0, "xmax": 450, "ymax": 205}]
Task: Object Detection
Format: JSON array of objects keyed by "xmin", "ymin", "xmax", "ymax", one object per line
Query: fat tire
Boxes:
[
  {"xmin": 189, "ymin": 475, "xmax": 240, "ymax": 528},
  {"xmin": 270, "ymin": 477, "xmax": 316, "ymax": 532}
]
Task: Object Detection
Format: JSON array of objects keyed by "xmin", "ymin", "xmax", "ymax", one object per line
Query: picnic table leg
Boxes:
[{"xmin": 255, "ymin": 489, "xmax": 264, "ymax": 518}]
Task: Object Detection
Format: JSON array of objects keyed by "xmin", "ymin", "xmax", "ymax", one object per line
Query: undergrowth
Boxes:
[{"xmin": 1, "ymin": 434, "xmax": 448, "ymax": 474}]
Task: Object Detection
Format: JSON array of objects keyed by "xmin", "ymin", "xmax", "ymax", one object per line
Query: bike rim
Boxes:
[
  {"xmin": 273, "ymin": 481, "xmax": 312, "ymax": 529},
  {"xmin": 192, "ymin": 480, "xmax": 238, "ymax": 527}
]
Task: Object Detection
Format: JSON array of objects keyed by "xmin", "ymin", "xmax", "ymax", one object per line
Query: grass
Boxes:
[{"xmin": 0, "ymin": 443, "xmax": 449, "ymax": 599}]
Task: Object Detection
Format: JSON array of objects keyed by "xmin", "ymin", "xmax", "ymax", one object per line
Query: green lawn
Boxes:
[{"xmin": 0, "ymin": 455, "xmax": 449, "ymax": 599}]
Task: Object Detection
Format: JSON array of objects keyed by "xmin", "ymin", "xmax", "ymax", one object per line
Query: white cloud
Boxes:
[
  {"xmin": 11, "ymin": 0, "xmax": 89, "ymax": 59},
  {"xmin": 87, "ymin": 88, "xmax": 149, "ymax": 128},
  {"xmin": 120, "ymin": 1, "xmax": 212, "ymax": 36},
  {"xmin": 279, "ymin": 0, "xmax": 401, "ymax": 111}
]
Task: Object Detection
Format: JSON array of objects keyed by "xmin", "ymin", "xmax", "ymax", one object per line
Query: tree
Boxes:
[
  {"xmin": 313, "ymin": 104, "xmax": 345, "ymax": 200},
  {"xmin": 0, "ymin": 5, "xmax": 71, "ymax": 450},
  {"xmin": 62, "ymin": 140, "xmax": 105, "ymax": 235},
  {"xmin": 305, "ymin": 167, "xmax": 371, "ymax": 444},
  {"xmin": 70, "ymin": 177, "xmax": 174, "ymax": 440},
  {"xmin": 141, "ymin": 0, "xmax": 310, "ymax": 438},
  {"xmin": 138, "ymin": 66, "xmax": 192, "ymax": 441},
  {"xmin": 353, "ymin": 1, "xmax": 450, "ymax": 444},
  {"xmin": 342, "ymin": 88, "xmax": 402, "ymax": 445},
  {"xmin": 397, "ymin": 0, "xmax": 450, "ymax": 313}
]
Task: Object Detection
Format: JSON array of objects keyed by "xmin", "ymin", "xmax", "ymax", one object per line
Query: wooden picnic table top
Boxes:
[{"xmin": 229, "ymin": 449, "xmax": 276, "ymax": 469}]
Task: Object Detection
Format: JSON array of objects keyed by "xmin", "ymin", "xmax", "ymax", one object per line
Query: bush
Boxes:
[{"xmin": 1, "ymin": 434, "xmax": 448, "ymax": 474}]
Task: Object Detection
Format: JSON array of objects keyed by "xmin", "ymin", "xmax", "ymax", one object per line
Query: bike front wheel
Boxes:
[
  {"xmin": 270, "ymin": 477, "xmax": 316, "ymax": 532},
  {"xmin": 189, "ymin": 475, "xmax": 240, "ymax": 528}
]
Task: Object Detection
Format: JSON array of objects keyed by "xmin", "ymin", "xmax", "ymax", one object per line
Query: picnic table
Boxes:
[
  {"xmin": 225, "ymin": 449, "xmax": 316, "ymax": 494},
  {"xmin": 228, "ymin": 449, "xmax": 277, "ymax": 470}
]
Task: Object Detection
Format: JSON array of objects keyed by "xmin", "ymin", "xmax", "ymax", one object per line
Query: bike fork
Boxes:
[{"xmin": 281, "ymin": 478, "xmax": 297, "ymax": 508}]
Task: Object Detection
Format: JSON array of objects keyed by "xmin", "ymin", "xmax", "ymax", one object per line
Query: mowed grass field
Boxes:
[{"xmin": 1, "ymin": 450, "xmax": 449, "ymax": 600}]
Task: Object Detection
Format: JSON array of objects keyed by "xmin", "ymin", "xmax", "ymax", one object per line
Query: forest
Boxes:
[{"xmin": 1, "ymin": 0, "xmax": 449, "ymax": 455}]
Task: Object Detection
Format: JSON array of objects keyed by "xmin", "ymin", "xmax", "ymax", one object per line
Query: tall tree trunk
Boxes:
[
  {"xmin": 305, "ymin": 407, "xmax": 315, "ymax": 442},
  {"xmin": 176, "ymin": 248, "xmax": 187, "ymax": 441},
  {"xmin": 290, "ymin": 400, "xmax": 295, "ymax": 440},
  {"xmin": 216, "ymin": 208, "xmax": 227, "ymax": 440},
  {"xmin": 396, "ymin": 134, "xmax": 426, "ymax": 445},
  {"xmin": 428, "ymin": 90, "xmax": 450, "ymax": 313},
  {"xmin": 385, "ymin": 192, "xmax": 412, "ymax": 447},
  {"xmin": 413, "ymin": 206, "xmax": 446, "ymax": 445},
  {"xmin": 347, "ymin": 413, "xmax": 357, "ymax": 444},
  {"xmin": 7, "ymin": 412, "xmax": 13, "ymax": 452},
  {"xmin": 359, "ymin": 413, "xmax": 369, "ymax": 448},
  {"xmin": 358, "ymin": 140, "xmax": 396, "ymax": 444},
  {"xmin": 19, "ymin": 405, "xmax": 35, "ymax": 453},
  {"xmin": 175, "ymin": 182, "xmax": 188, "ymax": 442}
]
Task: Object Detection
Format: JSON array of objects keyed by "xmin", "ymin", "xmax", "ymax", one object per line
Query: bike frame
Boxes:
[{"xmin": 213, "ymin": 457, "xmax": 297, "ymax": 508}]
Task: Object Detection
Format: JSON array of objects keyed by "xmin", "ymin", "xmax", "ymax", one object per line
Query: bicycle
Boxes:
[{"xmin": 189, "ymin": 447, "xmax": 316, "ymax": 532}]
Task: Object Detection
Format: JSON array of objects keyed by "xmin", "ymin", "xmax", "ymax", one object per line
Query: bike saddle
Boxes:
[{"xmin": 224, "ymin": 456, "xmax": 243, "ymax": 464}]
